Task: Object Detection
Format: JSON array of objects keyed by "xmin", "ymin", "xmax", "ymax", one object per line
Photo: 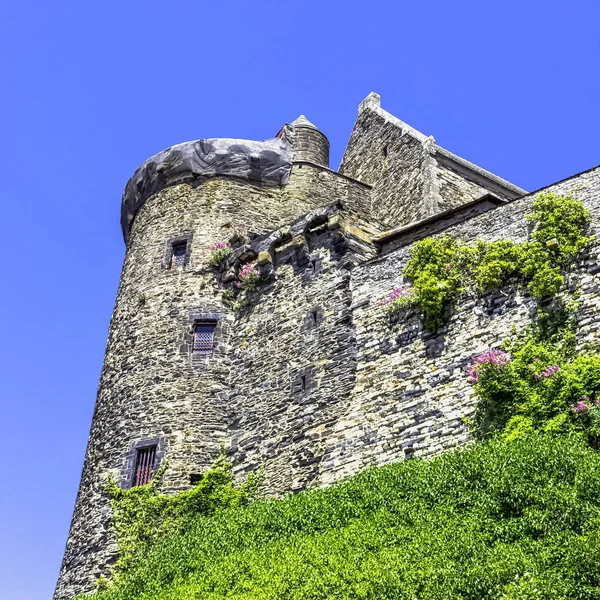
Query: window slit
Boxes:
[
  {"xmin": 171, "ymin": 242, "xmax": 187, "ymax": 269},
  {"xmin": 134, "ymin": 445, "xmax": 157, "ymax": 486}
]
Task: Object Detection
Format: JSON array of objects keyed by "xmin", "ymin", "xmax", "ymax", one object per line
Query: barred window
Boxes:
[
  {"xmin": 171, "ymin": 242, "xmax": 187, "ymax": 269},
  {"xmin": 133, "ymin": 445, "xmax": 157, "ymax": 487},
  {"xmin": 193, "ymin": 321, "xmax": 217, "ymax": 354}
]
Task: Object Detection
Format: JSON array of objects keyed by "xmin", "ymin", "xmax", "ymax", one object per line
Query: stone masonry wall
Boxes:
[
  {"xmin": 226, "ymin": 215, "xmax": 367, "ymax": 493},
  {"xmin": 56, "ymin": 123, "xmax": 600, "ymax": 600},
  {"xmin": 434, "ymin": 161, "xmax": 496, "ymax": 212},
  {"xmin": 313, "ymin": 166, "xmax": 600, "ymax": 485},
  {"xmin": 339, "ymin": 106, "xmax": 428, "ymax": 228},
  {"xmin": 339, "ymin": 97, "xmax": 523, "ymax": 230},
  {"xmin": 54, "ymin": 164, "xmax": 371, "ymax": 600}
]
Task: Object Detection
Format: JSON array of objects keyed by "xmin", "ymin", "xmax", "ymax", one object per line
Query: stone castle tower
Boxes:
[{"xmin": 55, "ymin": 93, "xmax": 600, "ymax": 599}]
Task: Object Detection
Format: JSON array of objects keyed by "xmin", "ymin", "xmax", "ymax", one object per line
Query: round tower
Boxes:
[
  {"xmin": 289, "ymin": 115, "xmax": 330, "ymax": 167},
  {"xmin": 53, "ymin": 128, "xmax": 336, "ymax": 600}
]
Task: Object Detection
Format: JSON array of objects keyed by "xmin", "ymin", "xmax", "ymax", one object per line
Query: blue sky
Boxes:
[{"xmin": 1, "ymin": 1, "xmax": 599, "ymax": 598}]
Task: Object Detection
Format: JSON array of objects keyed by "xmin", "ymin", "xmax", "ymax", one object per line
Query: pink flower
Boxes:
[
  {"xmin": 541, "ymin": 364, "xmax": 560, "ymax": 379},
  {"xmin": 378, "ymin": 285, "xmax": 414, "ymax": 306},
  {"xmin": 466, "ymin": 349, "xmax": 511, "ymax": 385},
  {"xmin": 572, "ymin": 400, "xmax": 590, "ymax": 414},
  {"xmin": 209, "ymin": 240, "xmax": 231, "ymax": 251},
  {"xmin": 239, "ymin": 263, "xmax": 256, "ymax": 278},
  {"xmin": 237, "ymin": 263, "xmax": 260, "ymax": 289}
]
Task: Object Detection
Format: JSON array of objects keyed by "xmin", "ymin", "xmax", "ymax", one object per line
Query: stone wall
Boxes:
[
  {"xmin": 339, "ymin": 102, "xmax": 429, "ymax": 227},
  {"xmin": 339, "ymin": 94, "xmax": 524, "ymax": 229},
  {"xmin": 53, "ymin": 164, "xmax": 371, "ymax": 600},
  {"xmin": 314, "ymin": 166, "xmax": 600, "ymax": 485}
]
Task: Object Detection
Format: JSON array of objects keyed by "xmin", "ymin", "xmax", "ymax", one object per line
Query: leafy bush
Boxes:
[
  {"xmin": 469, "ymin": 327, "xmax": 600, "ymax": 447},
  {"xmin": 86, "ymin": 433, "xmax": 600, "ymax": 600},
  {"xmin": 106, "ymin": 454, "xmax": 259, "ymax": 576},
  {"xmin": 394, "ymin": 193, "xmax": 590, "ymax": 331}
]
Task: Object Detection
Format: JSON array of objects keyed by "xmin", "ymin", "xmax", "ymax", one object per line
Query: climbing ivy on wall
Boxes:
[
  {"xmin": 104, "ymin": 453, "xmax": 260, "ymax": 582},
  {"xmin": 382, "ymin": 193, "xmax": 591, "ymax": 332}
]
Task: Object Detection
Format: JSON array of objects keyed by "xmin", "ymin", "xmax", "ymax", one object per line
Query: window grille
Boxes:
[
  {"xmin": 193, "ymin": 321, "xmax": 217, "ymax": 354},
  {"xmin": 171, "ymin": 242, "xmax": 187, "ymax": 268},
  {"xmin": 133, "ymin": 445, "xmax": 157, "ymax": 486}
]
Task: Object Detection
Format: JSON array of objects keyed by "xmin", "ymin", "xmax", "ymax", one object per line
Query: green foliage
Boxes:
[
  {"xmin": 527, "ymin": 192, "xmax": 592, "ymax": 266},
  {"xmin": 402, "ymin": 236, "xmax": 473, "ymax": 330},
  {"xmin": 399, "ymin": 193, "xmax": 590, "ymax": 331},
  {"xmin": 238, "ymin": 263, "xmax": 260, "ymax": 290},
  {"xmin": 105, "ymin": 454, "xmax": 259, "ymax": 578},
  {"xmin": 382, "ymin": 292, "xmax": 417, "ymax": 315},
  {"xmin": 233, "ymin": 295, "xmax": 249, "ymax": 312},
  {"xmin": 471, "ymin": 320, "xmax": 600, "ymax": 447},
  {"xmin": 206, "ymin": 243, "xmax": 232, "ymax": 267},
  {"xmin": 380, "ymin": 286, "xmax": 418, "ymax": 316},
  {"xmin": 86, "ymin": 433, "xmax": 600, "ymax": 600}
]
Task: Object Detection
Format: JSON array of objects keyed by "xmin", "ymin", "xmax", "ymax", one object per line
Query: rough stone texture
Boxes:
[
  {"xmin": 317, "ymin": 166, "xmax": 600, "ymax": 482},
  {"xmin": 55, "ymin": 94, "xmax": 599, "ymax": 600},
  {"xmin": 289, "ymin": 116, "xmax": 330, "ymax": 167},
  {"xmin": 54, "ymin": 157, "xmax": 373, "ymax": 599},
  {"xmin": 339, "ymin": 93, "xmax": 524, "ymax": 229}
]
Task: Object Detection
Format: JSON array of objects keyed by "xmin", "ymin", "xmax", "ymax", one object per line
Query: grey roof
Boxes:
[
  {"xmin": 291, "ymin": 115, "xmax": 320, "ymax": 129},
  {"xmin": 121, "ymin": 134, "xmax": 293, "ymax": 242}
]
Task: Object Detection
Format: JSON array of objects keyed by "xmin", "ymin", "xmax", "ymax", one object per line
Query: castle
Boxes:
[{"xmin": 54, "ymin": 93, "xmax": 600, "ymax": 599}]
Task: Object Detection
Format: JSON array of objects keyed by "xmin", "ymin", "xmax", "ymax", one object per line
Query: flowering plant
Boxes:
[
  {"xmin": 571, "ymin": 396, "xmax": 600, "ymax": 448},
  {"xmin": 527, "ymin": 359, "xmax": 560, "ymax": 380},
  {"xmin": 206, "ymin": 241, "xmax": 232, "ymax": 267},
  {"xmin": 466, "ymin": 349, "xmax": 512, "ymax": 384},
  {"xmin": 237, "ymin": 263, "xmax": 260, "ymax": 290},
  {"xmin": 379, "ymin": 285, "xmax": 417, "ymax": 315}
]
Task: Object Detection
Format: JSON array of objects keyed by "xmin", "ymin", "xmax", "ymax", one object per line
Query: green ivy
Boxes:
[
  {"xmin": 105, "ymin": 453, "xmax": 260, "ymax": 582},
  {"xmin": 397, "ymin": 193, "xmax": 590, "ymax": 331}
]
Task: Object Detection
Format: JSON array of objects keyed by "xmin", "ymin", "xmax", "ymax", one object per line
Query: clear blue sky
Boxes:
[{"xmin": 1, "ymin": 1, "xmax": 599, "ymax": 598}]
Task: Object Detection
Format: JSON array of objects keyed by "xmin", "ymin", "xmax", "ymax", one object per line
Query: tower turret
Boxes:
[
  {"xmin": 289, "ymin": 115, "xmax": 330, "ymax": 167},
  {"xmin": 52, "ymin": 125, "xmax": 340, "ymax": 600}
]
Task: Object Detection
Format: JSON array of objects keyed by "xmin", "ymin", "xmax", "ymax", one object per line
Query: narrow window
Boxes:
[
  {"xmin": 193, "ymin": 321, "xmax": 217, "ymax": 355},
  {"xmin": 383, "ymin": 145, "xmax": 388, "ymax": 158},
  {"xmin": 171, "ymin": 241, "xmax": 187, "ymax": 269},
  {"xmin": 133, "ymin": 445, "xmax": 157, "ymax": 486},
  {"xmin": 300, "ymin": 375, "xmax": 307, "ymax": 392}
]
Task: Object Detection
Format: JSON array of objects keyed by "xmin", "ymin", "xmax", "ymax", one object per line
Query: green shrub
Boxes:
[
  {"xmin": 106, "ymin": 454, "xmax": 259, "ymax": 576},
  {"xmin": 395, "ymin": 193, "xmax": 590, "ymax": 331},
  {"xmin": 85, "ymin": 433, "xmax": 600, "ymax": 600},
  {"xmin": 469, "ymin": 328, "xmax": 600, "ymax": 446}
]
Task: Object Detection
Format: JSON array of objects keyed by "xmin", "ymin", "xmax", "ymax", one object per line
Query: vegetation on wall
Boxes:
[
  {"xmin": 104, "ymin": 454, "xmax": 259, "ymax": 579},
  {"xmin": 467, "ymin": 306, "xmax": 600, "ymax": 448},
  {"xmin": 86, "ymin": 433, "xmax": 600, "ymax": 600},
  {"xmin": 81, "ymin": 194, "xmax": 600, "ymax": 600},
  {"xmin": 206, "ymin": 240, "xmax": 232, "ymax": 267},
  {"xmin": 381, "ymin": 193, "xmax": 591, "ymax": 331}
]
